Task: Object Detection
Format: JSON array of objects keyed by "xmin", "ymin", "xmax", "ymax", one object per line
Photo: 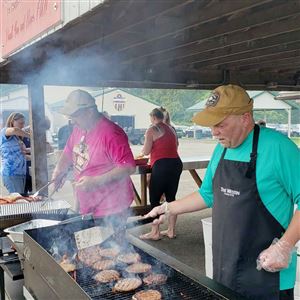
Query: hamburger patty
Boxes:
[
  {"xmin": 113, "ymin": 277, "xmax": 142, "ymax": 292},
  {"xmin": 98, "ymin": 247, "xmax": 120, "ymax": 258},
  {"xmin": 143, "ymin": 273, "xmax": 167, "ymax": 285},
  {"xmin": 126, "ymin": 263, "xmax": 152, "ymax": 274},
  {"xmin": 132, "ymin": 289, "xmax": 162, "ymax": 300},
  {"xmin": 94, "ymin": 270, "xmax": 120, "ymax": 283},
  {"xmin": 117, "ymin": 253, "xmax": 141, "ymax": 264},
  {"xmin": 77, "ymin": 246, "xmax": 102, "ymax": 266},
  {"xmin": 59, "ymin": 255, "xmax": 76, "ymax": 273},
  {"xmin": 93, "ymin": 259, "xmax": 115, "ymax": 270}
]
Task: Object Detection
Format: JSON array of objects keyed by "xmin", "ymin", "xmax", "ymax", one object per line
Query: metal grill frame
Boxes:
[{"xmin": 22, "ymin": 220, "xmax": 246, "ymax": 300}]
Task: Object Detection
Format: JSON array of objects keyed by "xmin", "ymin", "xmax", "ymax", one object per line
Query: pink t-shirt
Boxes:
[{"xmin": 64, "ymin": 117, "xmax": 135, "ymax": 217}]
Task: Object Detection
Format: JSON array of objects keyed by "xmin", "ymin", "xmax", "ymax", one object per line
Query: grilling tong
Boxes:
[
  {"xmin": 36, "ymin": 172, "xmax": 68, "ymax": 207},
  {"xmin": 32, "ymin": 180, "xmax": 54, "ymax": 198},
  {"xmin": 32, "ymin": 180, "xmax": 57, "ymax": 207}
]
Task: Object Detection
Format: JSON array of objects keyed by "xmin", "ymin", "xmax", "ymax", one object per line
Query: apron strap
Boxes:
[
  {"xmin": 245, "ymin": 124, "xmax": 260, "ymax": 178},
  {"xmin": 221, "ymin": 147, "xmax": 227, "ymax": 159},
  {"xmin": 220, "ymin": 124, "xmax": 260, "ymax": 170}
]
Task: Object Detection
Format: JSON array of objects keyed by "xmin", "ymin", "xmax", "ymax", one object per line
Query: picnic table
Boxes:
[{"xmin": 132, "ymin": 156, "xmax": 210, "ymax": 212}]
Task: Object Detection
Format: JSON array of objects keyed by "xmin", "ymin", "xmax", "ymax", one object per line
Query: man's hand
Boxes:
[
  {"xmin": 143, "ymin": 202, "xmax": 170, "ymax": 225},
  {"xmin": 74, "ymin": 176, "xmax": 99, "ymax": 192},
  {"xmin": 51, "ymin": 172, "xmax": 67, "ymax": 191},
  {"xmin": 256, "ymin": 238, "xmax": 295, "ymax": 272}
]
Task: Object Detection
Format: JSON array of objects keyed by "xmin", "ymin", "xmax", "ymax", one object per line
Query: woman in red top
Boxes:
[{"xmin": 140, "ymin": 108, "xmax": 182, "ymax": 240}]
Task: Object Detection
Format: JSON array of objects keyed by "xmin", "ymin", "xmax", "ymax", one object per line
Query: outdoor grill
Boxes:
[{"xmin": 23, "ymin": 219, "xmax": 245, "ymax": 300}]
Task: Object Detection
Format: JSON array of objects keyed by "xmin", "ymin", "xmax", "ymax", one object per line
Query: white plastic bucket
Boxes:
[{"xmin": 201, "ymin": 217, "xmax": 213, "ymax": 279}]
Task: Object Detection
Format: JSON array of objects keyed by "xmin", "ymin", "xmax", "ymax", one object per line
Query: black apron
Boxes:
[{"xmin": 212, "ymin": 125, "xmax": 285, "ymax": 299}]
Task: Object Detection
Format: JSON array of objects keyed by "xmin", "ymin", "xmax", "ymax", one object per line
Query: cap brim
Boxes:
[
  {"xmin": 60, "ymin": 104, "xmax": 96, "ymax": 116},
  {"xmin": 60, "ymin": 105, "xmax": 79, "ymax": 116},
  {"xmin": 192, "ymin": 109, "xmax": 228, "ymax": 127}
]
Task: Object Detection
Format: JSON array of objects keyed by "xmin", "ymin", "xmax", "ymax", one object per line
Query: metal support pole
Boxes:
[
  {"xmin": 27, "ymin": 84, "xmax": 48, "ymax": 191},
  {"xmin": 0, "ymin": 266, "xmax": 5, "ymax": 300}
]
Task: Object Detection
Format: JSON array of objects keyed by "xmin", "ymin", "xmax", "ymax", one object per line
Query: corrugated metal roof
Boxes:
[{"xmin": 1, "ymin": 0, "xmax": 300, "ymax": 90}]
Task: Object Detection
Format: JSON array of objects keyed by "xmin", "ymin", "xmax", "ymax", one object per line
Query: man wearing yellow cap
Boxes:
[{"xmin": 144, "ymin": 84, "xmax": 300, "ymax": 299}]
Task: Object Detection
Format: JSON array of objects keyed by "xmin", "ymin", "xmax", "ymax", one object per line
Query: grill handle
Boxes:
[
  {"xmin": 59, "ymin": 213, "xmax": 93, "ymax": 225},
  {"xmin": 126, "ymin": 216, "xmax": 159, "ymax": 229}
]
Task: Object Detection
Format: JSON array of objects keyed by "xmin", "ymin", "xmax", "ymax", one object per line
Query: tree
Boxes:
[{"xmin": 125, "ymin": 88, "xmax": 210, "ymax": 125}]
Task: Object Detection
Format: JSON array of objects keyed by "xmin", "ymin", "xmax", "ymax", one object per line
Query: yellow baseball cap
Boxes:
[
  {"xmin": 61, "ymin": 89, "xmax": 96, "ymax": 116},
  {"xmin": 192, "ymin": 84, "xmax": 253, "ymax": 126}
]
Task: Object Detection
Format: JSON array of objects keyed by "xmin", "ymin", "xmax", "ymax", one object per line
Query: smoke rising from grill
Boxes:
[{"xmin": 16, "ymin": 45, "xmax": 124, "ymax": 87}]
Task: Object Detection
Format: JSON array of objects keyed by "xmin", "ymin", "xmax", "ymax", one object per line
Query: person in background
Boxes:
[
  {"xmin": 146, "ymin": 106, "xmax": 179, "ymax": 203},
  {"xmin": 22, "ymin": 126, "xmax": 32, "ymax": 196},
  {"xmin": 159, "ymin": 106, "xmax": 179, "ymax": 142},
  {"xmin": 51, "ymin": 90, "xmax": 136, "ymax": 232},
  {"xmin": 43, "ymin": 116, "xmax": 54, "ymax": 153},
  {"xmin": 144, "ymin": 85, "xmax": 299, "ymax": 299},
  {"xmin": 57, "ymin": 119, "xmax": 74, "ymax": 150},
  {"xmin": 139, "ymin": 108, "xmax": 182, "ymax": 240},
  {"xmin": 159, "ymin": 106, "xmax": 171, "ymax": 125},
  {"xmin": 257, "ymin": 119, "xmax": 266, "ymax": 127},
  {"xmin": 0, "ymin": 112, "xmax": 30, "ymax": 194}
]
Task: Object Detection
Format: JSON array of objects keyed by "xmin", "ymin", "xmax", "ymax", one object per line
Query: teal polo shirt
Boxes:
[{"xmin": 199, "ymin": 126, "xmax": 300, "ymax": 290}]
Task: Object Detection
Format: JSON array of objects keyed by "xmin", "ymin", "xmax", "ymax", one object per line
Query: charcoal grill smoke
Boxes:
[
  {"xmin": 49, "ymin": 240, "xmax": 60, "ymax": 260},
  {"xmin": 19, "ymin": 46, "xmax": 122, "ymax": 87},
  {"xmin": 7, "ymin": 31, "xmax": 150, "ymax": 240}
]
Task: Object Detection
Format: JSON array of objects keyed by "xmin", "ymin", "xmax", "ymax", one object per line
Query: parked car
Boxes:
[
  {"xmin": 175, "ymin": 128, "xmax": 185, "ymax": 138},
  {"xmin": 185, "ymin": 129, "xmax": 194, "ymax": 138},
  {"xmin": 125, "ymin": 128, "xmax": 146, "ymax": 145},
  {"xmin": 195, "ymin": 129, "xmax": 212, "ymax": 139}
]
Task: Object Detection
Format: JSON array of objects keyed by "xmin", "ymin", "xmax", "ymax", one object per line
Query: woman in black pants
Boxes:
[{"xmin": 139, "ymin": 108, "xmax": 182, "ymax": 240}]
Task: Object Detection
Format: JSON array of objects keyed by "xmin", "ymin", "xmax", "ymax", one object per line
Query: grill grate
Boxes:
[
  {"xmin": 25, "ymin": 220, "xmax": 238, "ymax": 299},
  {"xmin": 75, "ymin": 245, "xmax": 225, "ymax": 300},
  {"xmin": 0, "ymin": 200, "xmax": 70, "ymax": 218}
]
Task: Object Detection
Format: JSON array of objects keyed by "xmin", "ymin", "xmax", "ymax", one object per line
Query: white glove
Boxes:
[
  {"xmin": 256, "ymin": 238, "xmax": 296, "ymax": 272},
  {"xmin": 143, "ymin": 202, "xmax": 170, "ymax": 225}
]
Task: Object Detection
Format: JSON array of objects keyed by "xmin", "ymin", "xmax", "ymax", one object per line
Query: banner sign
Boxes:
[{"xmin": 1, "ymin": 0, "xmax": 62, "ymax": 58}]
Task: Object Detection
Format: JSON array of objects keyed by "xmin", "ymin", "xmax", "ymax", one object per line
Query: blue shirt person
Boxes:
[{"xmin": 0, "ymin": 112, "xmax": 31, "ymax": 194}]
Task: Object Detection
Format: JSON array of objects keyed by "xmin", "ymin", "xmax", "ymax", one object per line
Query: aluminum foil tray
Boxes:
[
  {"xmin": 4, "ymin": 219, "xmax": 61, "ymax": 243},
  {"xmin": 0, "ymin": 200, "xmax": 71, "ymax": 218}
]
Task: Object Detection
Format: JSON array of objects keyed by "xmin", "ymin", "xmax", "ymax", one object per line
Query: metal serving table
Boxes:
[
  {"xmin": 0, "ymin": 237, "xmax": 23, "ymax": 300},
  {"xmin": 0, "ymin": 212, "xmax": 79, "ymax": 300}
]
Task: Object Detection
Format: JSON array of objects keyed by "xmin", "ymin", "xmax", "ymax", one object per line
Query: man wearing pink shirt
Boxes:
[{"xmin": 52, "ymin": 90, "xmax": 136, "ymax": 227}]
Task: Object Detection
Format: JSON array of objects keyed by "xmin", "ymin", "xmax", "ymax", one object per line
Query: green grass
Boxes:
[{"xmin": 291, "ymin": 137, "xmax": 300, "ymax": 146}]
